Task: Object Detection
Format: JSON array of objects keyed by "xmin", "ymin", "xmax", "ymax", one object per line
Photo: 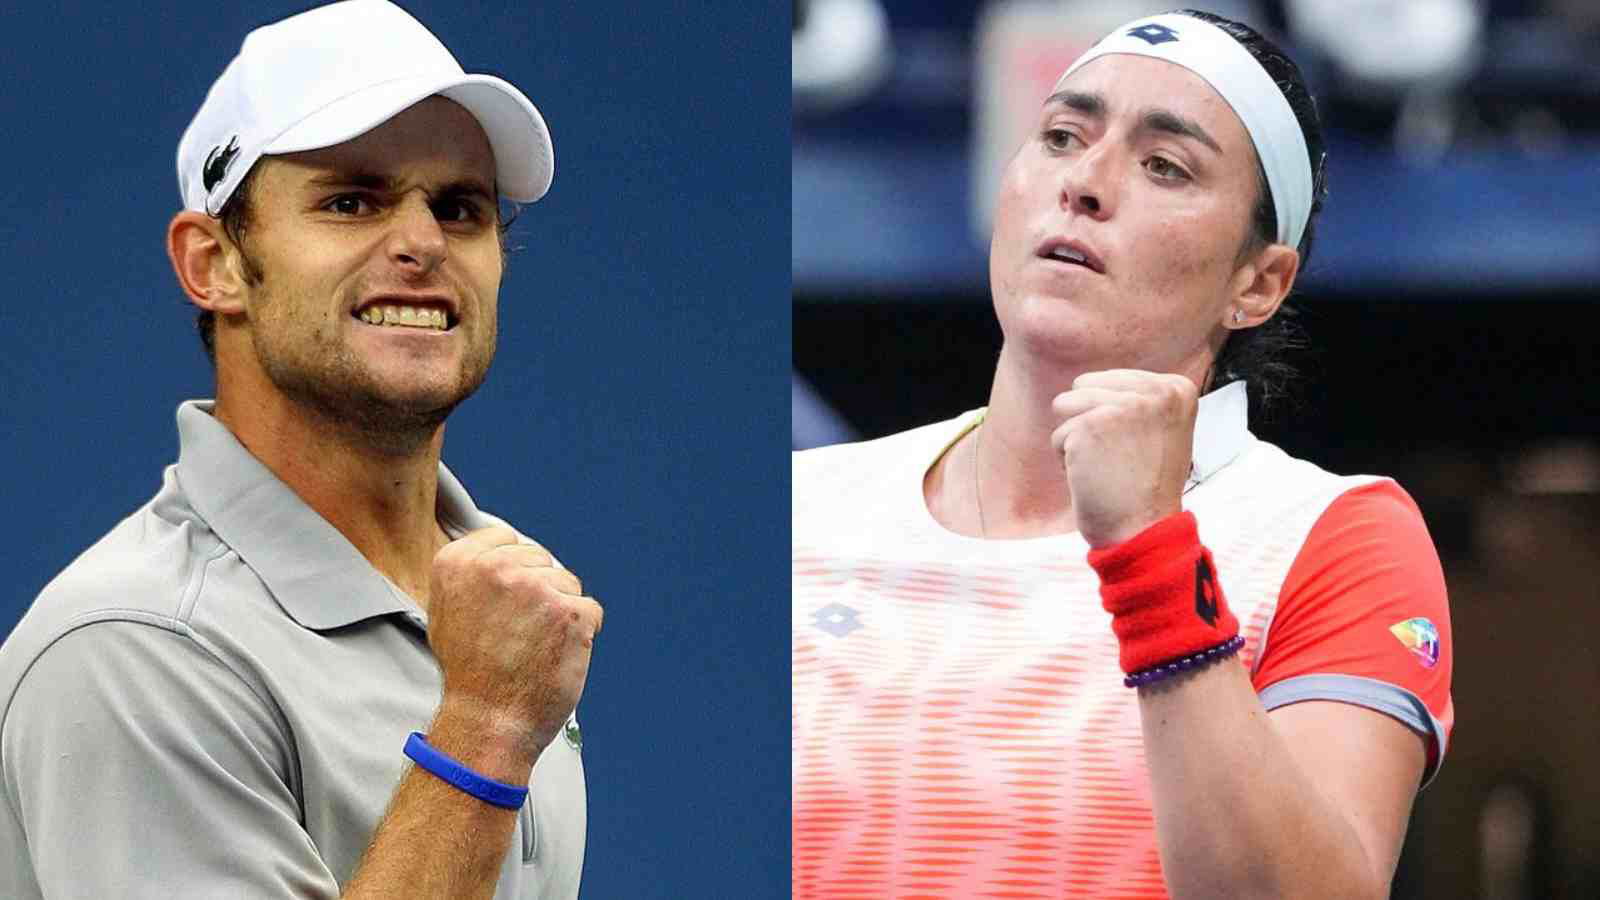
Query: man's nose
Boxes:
[{"xmin": 386, "ymin": 194, "xmax": 447, "ymax": 277}]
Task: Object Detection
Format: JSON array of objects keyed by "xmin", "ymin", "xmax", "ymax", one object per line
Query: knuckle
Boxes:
[
  {"xmin": 433, "ymin": 541, "xmax": 462, "ymax": 567},
  {"xmin": 487, "ymin": 561, "xmax": 523, "ymax": 591},
  {"xmin": 535, "ymin": 593, "xmax": 571, "ymax": 626},
  {"xmin": 528, "ymin": 565, "xmax": 573, "ymax": 595},
  {"xmin": 472, "ymin": 525, "xmax": 515, "ymax": 547}
]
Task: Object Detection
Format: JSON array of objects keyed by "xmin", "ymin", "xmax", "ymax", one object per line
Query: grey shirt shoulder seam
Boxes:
[{"xmin": 1, "ymin": 568, "xmax": 304, "ymax": 823}]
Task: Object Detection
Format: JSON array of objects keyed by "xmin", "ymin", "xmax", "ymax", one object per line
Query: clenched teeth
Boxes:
[
  {"xmin": 1049, "ymin": 247, "xmax": 1088, "ymax": 265},
  {"xmin": 357, "ymin": 305, "xmax": 450, "ymax": 330}
]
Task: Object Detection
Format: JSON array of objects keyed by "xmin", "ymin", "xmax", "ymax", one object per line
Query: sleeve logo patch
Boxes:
[{"xmin": 1389, "ymin": 618, "xmax": 1440, "ymax": 668}]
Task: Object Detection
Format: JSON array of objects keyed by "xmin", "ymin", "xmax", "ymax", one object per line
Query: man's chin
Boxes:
[
  {"xmin": 282, "ymin": 379, "xmax": 470, "ymax": 451},
  {"xmin": 348, "ymin": 383, "xmax": 470, "ymax": 428}
]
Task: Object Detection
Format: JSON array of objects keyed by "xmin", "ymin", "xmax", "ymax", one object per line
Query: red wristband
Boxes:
[{"xmin": 1086, "ymin": 510, "xmax": 1240, "ymax": 676}]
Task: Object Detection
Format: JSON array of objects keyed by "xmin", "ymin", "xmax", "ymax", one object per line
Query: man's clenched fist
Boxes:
[
  {"xmin": 1049, "ymin": 369, "xmax": 1198, "ymax": 548},
  {"xmin": 427, "ymin": 526, "xmax": 603, "ymax": 758}
]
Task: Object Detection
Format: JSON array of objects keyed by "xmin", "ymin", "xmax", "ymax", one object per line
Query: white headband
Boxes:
[{"xmin": 1054, "ymin": 13, "xmax": 1313, "ymax": 251}]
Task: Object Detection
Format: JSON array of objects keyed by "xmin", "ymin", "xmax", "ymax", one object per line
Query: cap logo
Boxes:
[
  {"xmin": 1127, "ymin": 23, "xmax": 1180, "ymax": 45},
  {"xmin": 203, "ymin": 136, "xmax": 240, "ymax": 193}
]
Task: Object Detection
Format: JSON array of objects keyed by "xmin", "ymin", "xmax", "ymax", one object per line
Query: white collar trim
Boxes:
[{"xmin": 1189, "ymin": 380, "xmax": 1252, "ymax": 490}]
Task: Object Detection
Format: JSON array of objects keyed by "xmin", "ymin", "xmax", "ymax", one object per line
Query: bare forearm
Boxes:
[
  {"xmin": 343, "ymin": 703, "xmax": 543, "ymax": 900},
  {"xmin": 1138, "ymin": 660, "xmax": 1384, "ymax": 900}
]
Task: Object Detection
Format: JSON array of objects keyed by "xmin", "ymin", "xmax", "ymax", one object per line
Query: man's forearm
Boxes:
[
  {"xmin": 1137, "ymin": 659, "xmax": 1385, "ymax": 900},
  {"xmin": 343, "ymin": 703, "xmax": 543, "ymax": 900}
]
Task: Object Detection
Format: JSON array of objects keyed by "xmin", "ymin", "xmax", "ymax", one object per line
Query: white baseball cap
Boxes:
[{"xmin": 177, "ymin": 0, "xmax": 553, "ymax": 216}]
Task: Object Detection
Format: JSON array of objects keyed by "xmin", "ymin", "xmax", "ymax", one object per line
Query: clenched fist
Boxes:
[
  {"xmin": 426, "ymin": 526, "xmax": 603, "ymax": 758},
  {"xmin": 1049, "ymin": 370, "xmax": 1198, "ymax": 548}
]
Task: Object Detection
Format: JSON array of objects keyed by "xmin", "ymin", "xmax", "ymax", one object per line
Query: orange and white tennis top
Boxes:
[{"xmin": 792, "ymin": 382, "xmax": 1453, "ymax": 899}]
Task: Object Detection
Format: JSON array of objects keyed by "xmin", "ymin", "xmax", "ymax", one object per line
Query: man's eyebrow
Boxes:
[
  {"xmin": 306, "ymin": 171, "xmax": 395, "ymax": 191},
  {"xmin": 432, "ymin": 178, "xmax": 496, "ymax": 201},
  {"xmin": 1138, "ymin": 108, "xmax": 1222, "ymax": 155},
  {"xmin": 305, "ymin": 171, "xmax": 495, "ymax": 200}
]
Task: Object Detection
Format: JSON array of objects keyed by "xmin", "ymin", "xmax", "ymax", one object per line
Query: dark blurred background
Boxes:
[
  {"xmin": 1, "ymin": 2, "xmax": 788, "ymax": 897},
  {"xmin": 793, "ymin": 0, "xmax": 1600, "ymax": 896}
]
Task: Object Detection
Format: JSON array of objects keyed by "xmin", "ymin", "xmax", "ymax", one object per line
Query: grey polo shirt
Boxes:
[{"xmin": 0, "ymin": 401, "xmax": 585, "ymax": 898}]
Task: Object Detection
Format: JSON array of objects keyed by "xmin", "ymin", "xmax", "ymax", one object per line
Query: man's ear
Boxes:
[
  {"xmin": 1224, "ymin": 242, "xmax": 1299, "ymax": 330},
  {"xmin": 167, "ymin": 211, "xmax": 248, "ymax": 315}
]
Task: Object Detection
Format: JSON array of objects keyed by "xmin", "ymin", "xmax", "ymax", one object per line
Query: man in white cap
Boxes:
[{"xmin": 0, "ymin": 2, "xmax": 600, "ymax": 897}]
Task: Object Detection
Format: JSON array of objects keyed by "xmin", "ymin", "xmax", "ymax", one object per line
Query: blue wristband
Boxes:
[{"xmin": 403, "ymin": 732, "xmax": 529, "ymax": 810}]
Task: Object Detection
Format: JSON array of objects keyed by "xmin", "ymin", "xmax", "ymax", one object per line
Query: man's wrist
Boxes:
[
  {"xmin": 427, "ymin": 697, "xmax": 546, "ymax": 784},
  {"xmin": 403, "ymin": 733, "xmax": 530, "ymax": 809}
]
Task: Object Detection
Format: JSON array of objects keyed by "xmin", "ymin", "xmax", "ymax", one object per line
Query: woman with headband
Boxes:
[{"xmin": 793, "ymin": 10, "xmax": 1454, "ymax": 898}]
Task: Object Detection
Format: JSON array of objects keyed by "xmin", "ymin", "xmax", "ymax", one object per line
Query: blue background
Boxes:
[{"xmin": 1, "ymin": 2, "xmax": 788, "ymax": 896}]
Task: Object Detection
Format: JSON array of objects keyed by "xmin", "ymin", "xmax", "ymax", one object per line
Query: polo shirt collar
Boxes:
[
  {"xmin": 173, "ymin": 400, "xmax": 494, "ymax": 631},
  {"xmin": 1188, "ymin": 380, "xmax": 1253, "ymax": 489}
]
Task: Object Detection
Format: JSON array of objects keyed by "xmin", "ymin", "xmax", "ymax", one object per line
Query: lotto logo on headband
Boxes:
[
  {"xmin": 1127, "ymin": 23, "xmax": 1179, "ymax": 46},
  {"xmin": 1388, "ymin": 618, "xmax": 1440, "ymax": 668}
]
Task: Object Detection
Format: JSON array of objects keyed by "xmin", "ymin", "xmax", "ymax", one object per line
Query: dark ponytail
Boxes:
[{"xmin": 1178, "ymin": 9, "xmax": 1328, "ymax": 412}]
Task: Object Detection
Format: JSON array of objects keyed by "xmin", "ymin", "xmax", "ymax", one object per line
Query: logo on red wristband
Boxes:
[{"xmin": 1194, "ymin": 556, "xmax": 1219, "ymax": 626}]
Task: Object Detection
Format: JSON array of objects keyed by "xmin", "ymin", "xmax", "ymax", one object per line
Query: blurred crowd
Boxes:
[{"xmin": 795, "ymin": 0, "xmax": 1600, "ymax": 151}]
